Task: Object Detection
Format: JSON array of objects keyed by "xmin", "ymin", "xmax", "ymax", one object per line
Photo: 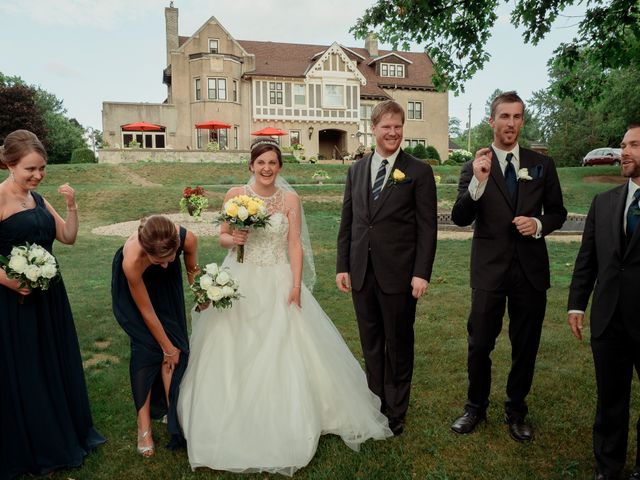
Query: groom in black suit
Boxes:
[
  {"xmin": 450, "ymin": 91, "xmax": 567, "ymax": 441},
  {"xmin": 568, "ymin": 124, "xmax": 640, "ymax": 480},
  {"xmin": 336, "ymin": 100, "xmax": 437, "ymax": 435}
]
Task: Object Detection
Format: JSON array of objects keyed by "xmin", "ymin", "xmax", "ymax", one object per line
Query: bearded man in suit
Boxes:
[
  {"xmin": 568, "ymin": 124, "xmax": 640, "ymax": 480},
  {"xmin": 336, "ymin": 100, "xmax": 437, "ymax": 435},
  {"xmin": 450, "ymin": 91, "xmax": 567, "ymax": 441}
]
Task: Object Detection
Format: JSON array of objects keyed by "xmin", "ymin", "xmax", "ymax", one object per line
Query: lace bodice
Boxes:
[{"xmin": 240, "ymin": 186, "xmax": 290, "ymax": 266}]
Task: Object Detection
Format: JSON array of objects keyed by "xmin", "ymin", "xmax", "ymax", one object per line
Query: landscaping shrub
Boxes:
[
  {"xmin": 70, "ymin": 148, "xmax": 96, "ymax": 164},
  {"xmin": 425, "ymin": 145, "xmax": 440, "ymax": 162},
  {"xmin": 412, "ymin": 143, "xmax": 428, "ymax": 159}
]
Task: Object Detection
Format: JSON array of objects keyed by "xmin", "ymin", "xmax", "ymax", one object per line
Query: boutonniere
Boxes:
[
  {"xmin": 388, "ymin": 168, "xmax": 411, "ymax": 186},
  {"xmin": 517, "ymin": 168, "xmax": 533, "ymax": 181}
]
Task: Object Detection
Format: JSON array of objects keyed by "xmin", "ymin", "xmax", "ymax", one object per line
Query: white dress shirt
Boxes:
[{"xmin": 370, "ymin": 147, "xmax": 401, "ymax": 189}]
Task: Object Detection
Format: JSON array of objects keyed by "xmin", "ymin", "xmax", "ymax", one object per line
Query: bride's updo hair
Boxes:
[
  {"xmin": 138, "ymin": 215, "xmax": 179, "ymax": 258},
  {"xmin": 250, "ymin": 136, "xmax": 282, "ymax": 169},
  {"xmin": 0, "ymin": 129, "xmax": 47, "ymax": 170}
]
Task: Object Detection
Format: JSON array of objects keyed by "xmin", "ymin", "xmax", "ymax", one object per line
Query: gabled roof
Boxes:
[
  {"xmin": 304, "ymin": 42, "xmax": 366, "ymax": 84},
  {"xmin": 367, "ymin": 52, "xmax": 413, "ymax": 65},
  {"xmin": 179, "ymin": 16, "xmax": 250, "ymax": 57},
  {"xmin": 236, "ymin": 40, "xmax": 436, "ymax": 97}
]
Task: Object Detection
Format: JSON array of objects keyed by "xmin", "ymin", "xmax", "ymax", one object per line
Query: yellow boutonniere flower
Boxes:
[{"xmin": 392, "ymin": 169, "xmax": 406, "ymax": 182}]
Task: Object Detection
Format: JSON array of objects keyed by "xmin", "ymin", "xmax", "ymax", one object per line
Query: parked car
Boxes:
[{"xmin": 581, "ymin": 148, "xmax": 622, "ymax": 166}]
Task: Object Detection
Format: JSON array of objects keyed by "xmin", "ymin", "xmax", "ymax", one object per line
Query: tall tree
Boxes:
[
  {"xmin": 0, "ymin": 84, "xmax": 48, "ymax": 145},
  {"xmin": 351, "ymin": 0, "xmax": 640, "ymax": 94}
]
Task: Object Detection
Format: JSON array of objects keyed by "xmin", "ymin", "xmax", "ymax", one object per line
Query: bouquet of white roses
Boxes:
[
  {"xmin": 190, "ymin": 262, "xmax": 241, "ymax": 309},
  {"xmin": 0, "ymin": 243, "xmax": 59, "ymax": 301},
  {"xmin": 215, "ymin": 194, "xmax": 271, "ymax": 263}
]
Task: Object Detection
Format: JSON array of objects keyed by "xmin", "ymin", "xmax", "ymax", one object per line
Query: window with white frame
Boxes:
[
  {"xmin": 323, "ymin": 84, "xmax": 344, "ymax": 108},
  {"xmin": 405, "ymin": 139, "xmax": 426, "ymax": 148},
  {"xmin": 269, "ymin": 82, "xmax": 283, "ymax": 104},
  {"xmin": 208, "ymin": 78, "xmax": 227, "ymax": 100},
  {"xmin": 209, "ymin": 129, "xmax": 228, "ymax": 149},
  {"xmin": 290, "ymin": 130, "xmax": 300, "ymax": 146},
  {"xmin": 380, "ymin": 62, "xmax": 405, "ymax": 78},
  {"xmin": 195, "ymin": 78, "xmax": 201, "ymax": 101},
  {"xmin": 293, "ymin": 84, "xmax": 306, "ymax": 106},
  {"xmin": 359, "ymin": 104, "xmax": 374, "ymax": 148},
  {"xmin": 408, "ymin": 101, "xmax": 423, "ymax": 120},
  {"xmin": 209, "ymin": 39, "xmax": 219, "ymax": 54},
  {"xmin": 233, "ymin": 80, "xmax": 238, "ymax": 102},
  {"xmin": 233, "ymin": 126, "xmax": 239, "ymax": 149}
]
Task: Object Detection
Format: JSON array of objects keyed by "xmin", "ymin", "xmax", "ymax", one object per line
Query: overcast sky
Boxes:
[{"xmin": 0, "ymin": 0, "xmax": 581, "ymax": 133}]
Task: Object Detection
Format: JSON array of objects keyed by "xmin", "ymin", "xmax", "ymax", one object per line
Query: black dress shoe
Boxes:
[
  {"xmin": 505, "ymin": 415, "xmax": 533, "ymax": 442},
  {"xmin": 628, "ymin": 471, "xmax": 640, "ymax": 479},
  {"xmin": 451, "ymin": 410, "xmax": 485, "ymax": 434},
  {"xmin": 388, "ymin": 417, "xmax": 405, "ymax": 436},
  {"xmin": 594, "ymin": 471, "xmax": 620, "ymax": 480}
]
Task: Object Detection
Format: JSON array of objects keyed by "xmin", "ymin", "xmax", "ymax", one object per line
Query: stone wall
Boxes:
[{"xmin": 98, "ymin": 149, "xmax": 249, "ymax": 164}]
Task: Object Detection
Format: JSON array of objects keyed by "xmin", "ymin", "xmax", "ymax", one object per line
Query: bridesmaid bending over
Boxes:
[
  {"xmin": 111, "ymin": 215, "xmax": 198, "ymax": 456},
  {"xmin": 0, "ymin": 129, "xmax": 105, "ymax": 479}
]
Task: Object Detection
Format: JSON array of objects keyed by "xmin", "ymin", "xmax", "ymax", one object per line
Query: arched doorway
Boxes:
[{"xmin": 318, "ymin": 129, "xmax": 346, "ymax": 160}]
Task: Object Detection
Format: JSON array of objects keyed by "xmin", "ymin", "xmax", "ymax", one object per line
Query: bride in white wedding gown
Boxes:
[{"xmin": 177, "ymin": 138, "xmax": 391, "ymax": 476}]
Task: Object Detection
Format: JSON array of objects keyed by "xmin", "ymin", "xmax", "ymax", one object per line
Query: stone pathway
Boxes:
[{"xmin": 114, "ymin": 165, "xmax": 162, "ymax": 187}]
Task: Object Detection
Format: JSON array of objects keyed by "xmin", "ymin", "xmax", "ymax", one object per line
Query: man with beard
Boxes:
[
  {"xmin": 568, "ymin": 124, "xmax": 640, "ymax": 480},
  {"xmin": 450, "ymin": 91, "xmax": 567, "ymax": 442}
]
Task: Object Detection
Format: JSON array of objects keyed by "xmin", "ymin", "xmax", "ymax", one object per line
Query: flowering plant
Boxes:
[
  {"xmin": 179, "ymin": 186, "xmax": 209, "ymax": 220},
  {"xmin": 517, "ymin": 168, "xmax": 533, "ymax": 181},
  {"xmin": 190, "ymin": 262, "xmax": 240, "ymax": 309},
  {"xmin": 0, "ymin": 243, "xmax": 59, "ymax": 302},
  {"xmin": 434, "ymin": 174, "xmax": 442, "ymax": 185},
  {"xmin": 312, "ymin": 170, "xmax": 330, "ymax": 183},
  {"xmin": 215, "ymin": 194, "xmax": 271, "ymax": 263}
]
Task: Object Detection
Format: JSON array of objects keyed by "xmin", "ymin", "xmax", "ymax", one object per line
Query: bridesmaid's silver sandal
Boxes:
[{"xmin": 137, "ymin": 429, "xmax": 155, "ymax": 457}]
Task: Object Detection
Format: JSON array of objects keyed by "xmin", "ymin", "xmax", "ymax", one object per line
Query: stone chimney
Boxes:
[
  {"xmin": 365, "ymin": 33, "xmax": 378, "ymax": 57},
  {"xmin": 165, "ymin": 4, "xmax": 179, "ymax": 67}
]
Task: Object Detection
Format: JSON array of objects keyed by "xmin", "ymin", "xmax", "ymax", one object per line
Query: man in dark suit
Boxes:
[
  {"xmin": 568, "ymin": 124, "xmax": 640, "ymax": 480},
  {"xmin": 336, "ymin": 100, "xmax": 437, "ymax": 435},
  {"xmin": 450, "ymin": 91, "xmax": 567, "ymax": 441}
]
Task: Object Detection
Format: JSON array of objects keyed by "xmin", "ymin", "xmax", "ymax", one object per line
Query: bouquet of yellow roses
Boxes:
[{"xmin": 216, "ymin": 194, "xmax": 270, "ymax": 263}]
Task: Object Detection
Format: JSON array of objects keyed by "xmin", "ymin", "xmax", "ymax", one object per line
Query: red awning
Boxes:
[
  {"xmin": 121, "ymin": 122, "xmax": 162, "ymax": 131},
  {"xmin": 195, "ymin": 120, "xmax": 232, "ymax": 130},
  {"xmin": 251, "ymin": 127, "xmax": 288, "ymax": 136}
]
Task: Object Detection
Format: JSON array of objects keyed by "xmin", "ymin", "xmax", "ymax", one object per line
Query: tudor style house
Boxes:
[{"xmin": 101, "ymin": 5, "xmax": 448, "ymax": 160}]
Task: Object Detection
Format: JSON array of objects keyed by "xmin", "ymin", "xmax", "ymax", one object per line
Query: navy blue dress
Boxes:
[
  {"xmin": 0, "ymin": 192, "xmax": 105, "ymax": 480},
  {"xmin": 111, "ymin": 227, "xmax": 189, "ymax": 448}
]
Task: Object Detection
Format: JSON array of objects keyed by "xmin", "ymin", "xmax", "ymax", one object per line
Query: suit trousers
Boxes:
[
  {"xmin": 465, "ymin": 258, "xmax": 546, "ymax": 417},
  {"xmin": 351, "ymin": 258, "xmax": 417, "ymax": 421},
  {"xmin": 591, "ymin": 313, "xmax": 640, "ymax": 476}
]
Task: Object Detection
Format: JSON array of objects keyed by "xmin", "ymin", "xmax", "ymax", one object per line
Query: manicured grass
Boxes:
[{"xmin": 2, "ymin": 162, "xmax": 636, "ymax": 479}]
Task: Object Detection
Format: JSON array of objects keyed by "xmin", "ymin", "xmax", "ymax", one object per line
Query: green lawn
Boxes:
[{"xmin": 2, "ymin": 162, "xmax": 635, "ymax": 479}]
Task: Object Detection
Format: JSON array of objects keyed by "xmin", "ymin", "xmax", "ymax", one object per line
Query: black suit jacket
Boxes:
[
  {"xmin": 568, "ymin": 183, "xmax": 640, "ymax": 338},
  {"xmin": 336, "ymin": 150, "xmax": 438, "ymax": 294},
  {"xmin": 451, "ymin": 147, "xmax": 567, "ymax": 291}
]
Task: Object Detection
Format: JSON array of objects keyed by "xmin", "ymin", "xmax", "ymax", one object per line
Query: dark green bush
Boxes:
[
  {"xmin": 412, "ymin": 143, "xmax": 428, "ymax": 159},
  {"xmin": 282, "ymin": 154, "xmax": 299, "ymax": 164},
  {"xmin": 403, "ymin": 146, "xmax": 414, "ymax": 155},
  {"xmin": 425, "ymin": 145, "xmax": 440, "ymax": 162},
  {"xmin": 70, "ymin": 148, "xmax": 96, "ymax": 164}
]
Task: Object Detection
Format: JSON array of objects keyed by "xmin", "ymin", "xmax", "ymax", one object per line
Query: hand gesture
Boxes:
[
  {"xmin": 336, "ymin": 272, "xmax": 351, "ymax": 293},
  {"xmin": 232, "ymin": 228, "xmax": 249, "ymax": 245},
  {"xmin": 57, "ymin": 183, "xmax": 76, "ymax": 209},
  {"xmin": 513, "ymin": 216, "xmax": 537, "ymax": 236},
  {"xmin": 567, "ymin": 313, "xmax": 584, "ymax": 341},
  {"xmin": 473, "ymin": 148, "xmax": 492, "ymax": 183},
  {"xmin": 411, "ymin": 276, "xmax": 429, "ymax": 299},
  {"xmin": 4, "ymin": 278, "xmax": 31, "ymax": 296},
  {"xmin": 162, "ymin": 348, "xmax": 181, "ymax": 372},
  {"xmin": 288, "ymin": 286, "xmax": 301, "ymax": 308}
]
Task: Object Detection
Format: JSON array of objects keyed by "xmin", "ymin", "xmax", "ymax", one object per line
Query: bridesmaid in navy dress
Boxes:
[
  {"xmin": 0, "ymin": 130, "xmax": 105, "ymax": 480},
  {"xmin": 111, "ymin": 215, "xmax": 198, "ymax": 456}
]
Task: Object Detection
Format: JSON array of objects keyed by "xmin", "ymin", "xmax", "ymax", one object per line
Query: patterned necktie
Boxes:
[
  {"xmin": 372, "ymin": 159, "xmax": 388, "ymax": 201},
  {"xmin": 504, "ymin": 153, "xmax": 517, "ymax": 200},
  {"xmin": 626, "ymin": 189, "xmax": 640, "ymax": 240}
]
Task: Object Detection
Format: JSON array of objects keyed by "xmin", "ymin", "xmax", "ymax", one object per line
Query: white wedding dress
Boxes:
[{"xmin": 177, "ymin": 187, "xmax": 391, "ymax": 476}]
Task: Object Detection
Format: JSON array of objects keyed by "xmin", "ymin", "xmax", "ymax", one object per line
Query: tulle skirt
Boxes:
[{"xmin": 177, "ymin": 258, "xmax": 391, "ymax": 475}]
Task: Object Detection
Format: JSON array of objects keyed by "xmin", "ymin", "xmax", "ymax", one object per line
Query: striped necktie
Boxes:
[{"xmin": 372, "ymin": 159, "xmax": 388, "ymax": 201}]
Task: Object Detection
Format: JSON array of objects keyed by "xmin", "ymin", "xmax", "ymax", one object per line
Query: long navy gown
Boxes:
[
  {"xmin": 0, "ymin": 192, "xmax": 105, "ymax": 480},
  {"xmin": 111, "ymin": 227, "xmax": 189, "ymax": 448}
]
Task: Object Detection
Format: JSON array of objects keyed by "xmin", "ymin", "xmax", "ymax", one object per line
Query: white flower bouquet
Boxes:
[
  {"xmin": 0, "ymin": 243, "xmax": 59, "ymax": 301},
  {"xmin": 215, "ymin": 194, "xmax": 271, "ymax": 263},
  {"xmin": 190, "ymin": 262, "xmax": 241, "ymax": 309}
]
